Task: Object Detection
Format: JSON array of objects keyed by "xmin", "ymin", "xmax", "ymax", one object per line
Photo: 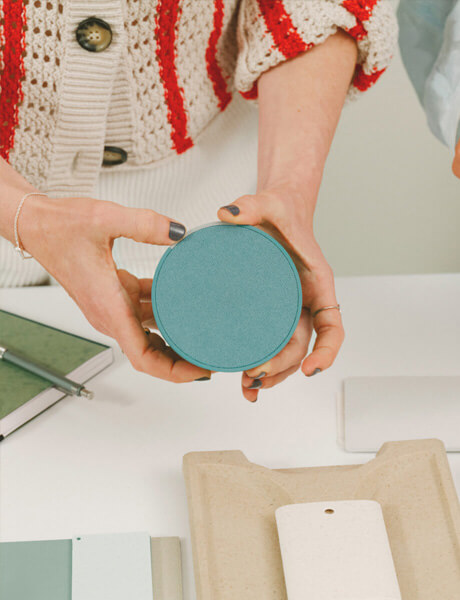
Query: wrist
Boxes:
[
  {"xmin": 257, "ymin": 152, "xmax": 325, "ymax": 211},
  {"xmin": 0, "ymin": 157, "xmax": 38, "ymax": 243},
  {"xmin": 256, "ymin": 183, "xmax": 316, "ymax": 232},
  {"xmin": 0, "ymin": 185, "xmax": 38, "ymax": 245},
  {"xmin": 17, "ymin": 193, "xmax": 53, "ymax": 255}
]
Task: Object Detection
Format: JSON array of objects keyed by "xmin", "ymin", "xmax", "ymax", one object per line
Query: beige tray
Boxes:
[{"xmin": 183, "ymin": 440, "xmax": 460, "ymax": 600}]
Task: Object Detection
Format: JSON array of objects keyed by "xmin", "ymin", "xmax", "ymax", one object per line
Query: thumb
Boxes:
[
  {"xmin": 109, "ymin": 205, "xmax": 186, "ymax": 245},
  {"xmin": 217, "ymin": 194, "xmax": 275, "ymax": 227}
]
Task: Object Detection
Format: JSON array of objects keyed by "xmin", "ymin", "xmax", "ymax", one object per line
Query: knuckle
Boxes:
[
  {"xmin": 146, "ymin": 209, "xmax": 161, "ymax": 228},
  {"xmin": 325, "ymin": 355, "xmax": 335, "ymax": 369},
  {"xmin": 132, "ymin": 209, "xmax": 146, "ymax": 239},
  {"xmin": 169, "ymin": 364, "xmax": 192, "ymax": 384},
  {"xmin": 151, "ymin": 212, "xmax": 170, "ymax": 240},
  {"xmin": 90, "ymin": 199, "xmax": 114, "ymax": 231},
  {"xmin": 319, "ymin": 356, "xmax": 334, "ymax": 370},
  {"xmin": 239, "ymin": 194, "xmax": 255, "ymax": 205},
  {"xmin": 269, "ymin": 202, "xmax": 288, "ymax": 226},
  {"xmin": 317, "ymin": 262, "xmax": 334, "ymax": 282},
  {"xmin": 172, "ymin": 372, "xmax": 189, "ymax": 384},
  {"xmin": 313, "ymin": 345, "xmax": 335, "ymax": 367}
]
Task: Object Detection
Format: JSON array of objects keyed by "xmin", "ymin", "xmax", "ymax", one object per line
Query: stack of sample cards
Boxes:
[{"xmin": 0, "ymin": 532, "xmax": 182, "ymax": 600}]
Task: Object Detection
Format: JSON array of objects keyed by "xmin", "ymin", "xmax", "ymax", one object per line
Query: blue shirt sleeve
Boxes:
[{"xmin": 398, "ymin": 0, "xmax": 460, "ymax": 149}]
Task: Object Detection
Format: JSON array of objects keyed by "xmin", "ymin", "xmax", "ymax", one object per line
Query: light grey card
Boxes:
[
  {"xmin": 338, "ymin": 377, "xmax": 460, "ymax": 452},
  {"xmin": 72, "ymin": 532, "xmax": 153, "ymax": 600}
]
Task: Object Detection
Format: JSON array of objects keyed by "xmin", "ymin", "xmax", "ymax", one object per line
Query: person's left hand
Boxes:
[{"xmin": 218, "ymin": 186, "xmax": 344, "ymax": 402}]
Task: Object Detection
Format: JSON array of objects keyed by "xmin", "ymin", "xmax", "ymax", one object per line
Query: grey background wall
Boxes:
[{"xmin": 315, "ymin": 2, "xmax": 460, "ymax": 276}]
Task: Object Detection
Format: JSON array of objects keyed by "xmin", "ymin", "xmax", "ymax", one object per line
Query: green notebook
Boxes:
[{"xmin": 0, "ymin": 310, "xmax": 113, "ymax": 440}]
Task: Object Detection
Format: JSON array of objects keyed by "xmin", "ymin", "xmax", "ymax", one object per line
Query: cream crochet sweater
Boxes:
[
  {"xmin": 1, "ymin": 0, "xmax": 397, "ymax": 195},
  {"xmin": 0, "ymin": 0, "xmax": 397, "ymax": 287},
  {"xmin": 0, "ymin": 95, "xmax": 259, "ymax": 286}
]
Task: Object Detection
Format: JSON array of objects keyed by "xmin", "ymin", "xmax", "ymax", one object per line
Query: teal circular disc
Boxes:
[{"xmin": 151, "ymin": 223, "xmax": 302, "ymax": 372}]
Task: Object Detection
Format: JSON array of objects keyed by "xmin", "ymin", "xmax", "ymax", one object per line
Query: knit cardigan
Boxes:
[{"xmin": 0, "ymin": 0, "xmax": 397, "ymax": 198}]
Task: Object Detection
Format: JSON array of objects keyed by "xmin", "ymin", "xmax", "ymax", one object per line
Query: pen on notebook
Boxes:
[{"xmin": 0, "ymin": 344, "xmax": 94, "ymax": 399}]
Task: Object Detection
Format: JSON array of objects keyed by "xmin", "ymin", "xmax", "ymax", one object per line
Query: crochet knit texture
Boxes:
[{"xmin": 0, "ymin": 0, "xmax": 397, "ymax": 197}]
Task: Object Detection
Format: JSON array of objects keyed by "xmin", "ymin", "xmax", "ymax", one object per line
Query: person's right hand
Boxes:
[{"xmin": 20, "ymin": 194, "xmax": 212, "ymax": 382}]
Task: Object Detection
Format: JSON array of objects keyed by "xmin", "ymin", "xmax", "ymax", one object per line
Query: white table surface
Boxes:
[{"xmin": 1, "ymin": 274, "xmax": 460, "ymax": 598}]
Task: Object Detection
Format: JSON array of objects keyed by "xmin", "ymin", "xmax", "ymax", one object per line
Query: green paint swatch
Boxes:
[{"xmin": 0, "ymin": 540, "xmax": 72, "ymax": 600}]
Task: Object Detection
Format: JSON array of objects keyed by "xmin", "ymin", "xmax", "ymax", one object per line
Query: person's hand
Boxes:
[
  {"xmin": 218, "ymin": 186, "xmax": 344, "ymax": 402},
  {"xmin": 452, "ymin": 140, "xmax": 460, "ymax": 179},
  {"xmin": 21, "ymin": 194, "xmax": 211, "ymax": 382}
]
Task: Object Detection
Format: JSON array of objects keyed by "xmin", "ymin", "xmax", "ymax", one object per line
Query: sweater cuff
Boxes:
[{"xmin": 235, "ymin": 0, "xmax": 398, "ymax": 100}]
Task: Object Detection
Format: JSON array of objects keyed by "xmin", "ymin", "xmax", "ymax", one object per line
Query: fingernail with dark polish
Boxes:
[
  {"xmin": 195, "ymin": 376, "xmax": 211, "ymax": 381},
  {"xmin": 169, "ymin": 222, "xmax": 186, "ymax": 241},
  {"xmin": 309, "ymin": 368, "xmax": 322, "ymax": 377},
  {"xmin": 222, "ymin": 205, "xmax": 240, "ymax": 216},
  {"xmin": 248, "ymin": 378, "xmax": 262, "ymax": 389},
  {"xmin": 256, "ymin": 372, "xmax": 267, "ymax": 378}
]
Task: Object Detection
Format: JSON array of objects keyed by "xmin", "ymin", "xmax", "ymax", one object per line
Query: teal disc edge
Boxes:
[{"xmin": 151, "ymin": 224, "xmax": 303, "ymax": 372}]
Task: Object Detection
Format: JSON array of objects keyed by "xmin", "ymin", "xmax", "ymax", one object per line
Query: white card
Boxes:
[
  {"xmin": 72, "ymin": 532, "xmax": 153, "ymax": 600},
  {"xmin": 338, "ymin": 377, "xmax": 460, "ymax": 452},
  {"xmin": 276, "ymin": 500, "xmax": 401, "ymax": 600}
]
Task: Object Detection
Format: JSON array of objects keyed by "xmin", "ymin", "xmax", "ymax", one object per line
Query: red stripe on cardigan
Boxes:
[
  {"xmin": 343, "ymin": 0, "xmax": 385, "ymax": 90},
  {"xmin": 0, "ymin": 1, "xmax": 26, "ymax": 160},
  {"xmin": 257, "ymin": 0, "xmax": 312, "ymax": 59},
  {"xmin": 343, "ymin": 0, "xmax": 378, "ymax": 40},
  {"xmin": 239, "ymin": 82, "xmax": 258, "ymax": 100},
  {"xmin": 352, "ymin": 64, "xmax": 385, "ymax": 91},
  {"xmin": 342, "ymin": 0, "xmax": 379, "ymax": 24},
  {"xmin": 345, "ymin": 22, "xmax": 367, "ymax": 41},
  {"xmin": 155, "ymin": 0, "xmax": 193, "ymax": 154},
  {"xmin": 206, "ymin": 0, "xmax": 232, "ymax": 111}
]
